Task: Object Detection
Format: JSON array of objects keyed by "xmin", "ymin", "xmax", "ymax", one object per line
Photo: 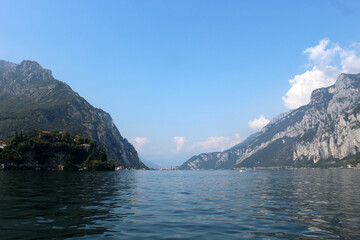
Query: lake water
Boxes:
[{"xmin": 0, "ymin": 169, "xmax": 360, "ymax": 239}]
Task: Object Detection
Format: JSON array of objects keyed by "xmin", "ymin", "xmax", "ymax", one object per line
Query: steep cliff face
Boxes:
[
  {"xmin": 0, "ymin": 60, "xmax": 147, "ymax": 168},
  {"xmin": 180, "ymin": 73, "xmax": 360, "ymax": 169}
]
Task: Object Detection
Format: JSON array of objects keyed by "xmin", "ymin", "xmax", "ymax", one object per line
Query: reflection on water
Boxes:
[
  {"xmin": 0, "ymin": 169, "xmax": 360, "ymax": 239},
  {"xmin": 0, "ymin": 171, "xmax": 137, "ymax": 239},
  {"xmin": 239, "ymin": 169, "xmax": 360, "ymax": 239}
]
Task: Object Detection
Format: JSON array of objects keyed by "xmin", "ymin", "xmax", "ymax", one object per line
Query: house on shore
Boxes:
[{"xmin": 0, "ymin": 141, "xmax": 7, "ymax": 149}]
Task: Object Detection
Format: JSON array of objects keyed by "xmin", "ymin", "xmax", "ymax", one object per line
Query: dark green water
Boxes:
[{"xmin": 0, "ymin": 169, "xmax": 360, "ymax": 239}]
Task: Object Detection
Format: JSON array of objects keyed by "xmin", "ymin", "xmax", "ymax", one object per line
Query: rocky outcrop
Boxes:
[
  {"xmin": 0, "ymin": 60, "xmax": 147, "ymax": 168},
  {"xmin": 179, "ymin": 73, "xmax": 360, "ymax": 169}
]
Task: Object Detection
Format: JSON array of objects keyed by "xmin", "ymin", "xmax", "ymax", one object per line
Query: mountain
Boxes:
[
  {"xmin": 141, "ymin": 159, "xmax": 161, "ymax": 169},
  {"xmin": 179, "ymin": 73, "xmax": 360, "ymax": 169},
  {"xmin": 0, "ymin": 60, "xmax": 147, "ymax": 169}
]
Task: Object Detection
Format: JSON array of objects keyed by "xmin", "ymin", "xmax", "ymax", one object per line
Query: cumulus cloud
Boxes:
[
  {"xmin": 303, "ymin": 38, "xmax": 341, "ymax": 65},
  {"xmin": 341, "ymin": 49, "xmax": 360, "ymax": 73},
  {"xmin": 190, "ymin": 133, "xmax": 242, "ymax": 152},
  {"xmin": 282, "ymin": 65, "xmax": 340, "ymax": 109},
  {"xmin": 129, "ymin": 137, "xmax": 148, "ymax": 152},
  {"xmin": 248, "ymin": 115, "xmax": 270, "ymax": 130},
  {"xmin": 283, "ymin": 39, "xmax": 360, "ymax": 109},
  {"xmin": 174, "ymin": 136, "xmax": 185, "ymax": 151}
]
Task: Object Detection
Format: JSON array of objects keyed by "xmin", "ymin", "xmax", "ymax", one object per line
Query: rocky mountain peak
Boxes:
[
  {"xmin": 180, "ymin": 72, "xmax": 360, "ymax": 169},
  {"xmin": 0, "ymin": 60, "xmax": 17, "ymax": 76},
  {"xmin": 0, "ymin": 59, "xmax": 147, "ymax": 169},
  {"xmin": 0, "ymin": 60, "xmax": 16, "ymax": 70},
  {"xmin": 15, "ymin": 60, "xmax": 53, "ymax": 82},
  {"xmin": 335, "ymin": 73, "xmax": 360, "ymax": 90},
  {"xmin": 18, "ymin": 60, "xmax": 42, "ymax": 70}
]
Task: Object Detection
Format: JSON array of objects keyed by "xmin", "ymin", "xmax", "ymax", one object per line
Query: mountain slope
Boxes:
[
  {"xmin": 180, "ymin": 73, "xmax": 360, "ymax": 169},
  {"xmin": 0, "ymin": 60, "xmax": 147, "ymax": 169}
]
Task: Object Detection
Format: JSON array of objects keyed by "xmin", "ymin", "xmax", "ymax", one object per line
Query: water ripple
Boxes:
[{"xmin": 0, "ymin": 169, "xmax": 360, "ymax": 239}]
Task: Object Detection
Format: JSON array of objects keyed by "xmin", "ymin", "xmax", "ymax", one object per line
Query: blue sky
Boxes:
[{"xmin": 1, "ymin": 0, "xmax": 360, "ymax": 167}]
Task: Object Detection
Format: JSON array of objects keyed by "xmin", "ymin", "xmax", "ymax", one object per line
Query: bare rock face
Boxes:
[
  {"xmin": 180, "ymin": 73, "xmax": 360, "ymax": 169},
  {"xmin": 0, "ymin": 60, "xmax": 147, "ymax": 168}
]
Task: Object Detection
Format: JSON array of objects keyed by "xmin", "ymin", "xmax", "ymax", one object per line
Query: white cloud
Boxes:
[
  {"xmin": 282, "ymin": 65, "xmax": 340, "ymax": 109},
  {"xmin": 248, "ymin": 115, "xmax": 270, "ymax": 130},
  {"xmin": 190, "ymin": 133, "xmax": 242, "ymax": 152},
  {"xmin": 350, "ymin": 42, "xmax": 360, "ymax": 48},
  {"xmin": 283, "ymin": 39, "xmax": 360, "ymax": 109},
  {"xmin": 129, "ymin": 137, "xmax": 148, "ymax": 152},
  {"xmin": 303, "ymin": 38, "xmax": 341, "ymax": 65},
  {"xmin": 174, "ymin": 136, "xmax": 185, "ymax": 151},
  {"xmin": 341, "ymin": 50, "xmax": 360, "ymax": 73}
]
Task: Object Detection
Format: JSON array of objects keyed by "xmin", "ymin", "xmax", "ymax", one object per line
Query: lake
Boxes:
[{"xmin": 0, "ymin": 169, "xmax": 360, "ymax": 239}]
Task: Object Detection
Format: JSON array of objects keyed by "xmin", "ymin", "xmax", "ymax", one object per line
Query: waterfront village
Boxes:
[{"xmin": 0, "ymin": 130, "xmax": 116, "ymax": 171}]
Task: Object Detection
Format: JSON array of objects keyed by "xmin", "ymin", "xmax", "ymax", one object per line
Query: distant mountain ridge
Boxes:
[
  {"xmin": 180, "ymin": 73, "xmax": 360, "ymax": 169},
  {"xmin": 0, "ymin": 60, "xmax": 147, "ymax": 169}
]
